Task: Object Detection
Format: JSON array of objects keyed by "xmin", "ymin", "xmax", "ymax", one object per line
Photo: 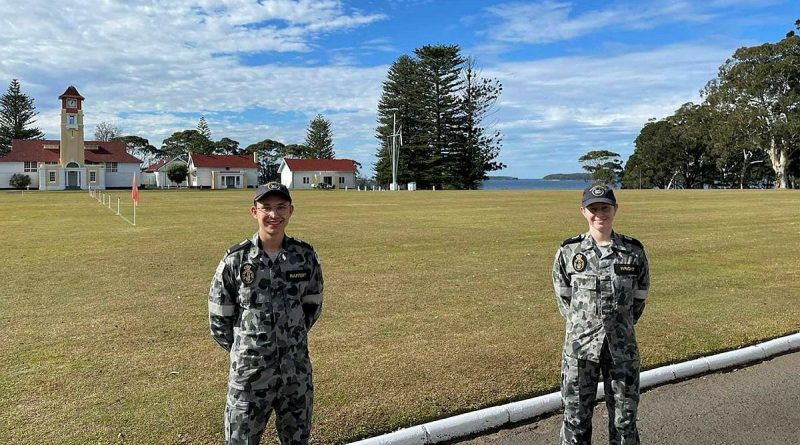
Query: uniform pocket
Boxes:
[{"xmin": 571, "ymin": 275, "xmax": 598, "ymax": 317}]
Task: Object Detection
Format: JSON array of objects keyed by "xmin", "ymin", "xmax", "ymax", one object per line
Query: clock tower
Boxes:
[{"xmin": 58, "ymin": 86, "xmax": 86, "ymax": 166}]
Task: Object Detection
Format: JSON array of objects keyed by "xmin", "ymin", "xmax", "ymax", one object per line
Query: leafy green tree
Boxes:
[
  {"xmin": 214, "ymin": 137, "xmax": 241, "ymax": 155},
  {"xmin": 197, "ymin": 116, "xmax": 211, "ymax": 139},
  {"xmin": 304, "ymin": 114, "xmax": 335, "ymax": 159},
  {"xmin": 162, "ymin": 129, "xmax": 214, "ymax": 157},
  {"xmin": 702, "ymin": 24, "xmax": 800, "ymax": 189},
  {"xmin": 166, "ymin": 163, "xmax": 188, "ymax": 184},
  {"xmin": 94, "ymin": 122, "xmax": 122, "ymax": 141},
  {"xmin": 112, "ymin": 135, "xmax": 158, "ymax": 162},
  {"xmin": 0, "ymin": 79, "xmax": 44, "ymax": 156},
  {"xmin": 579, "ymin": 150, "xmax": 623, "ymax": 186},
  {"xmin": 9, "ymin": 173, "xmax": 31, "ymax": 189},
  {"xmin": 281, "ymin": 144, "xmax": 310, "ymax": 158},
  {"xmin": 665, "ymin": 102, "xmax": 716, "ymax": 189},
  {"xmin": 704, "ymin": 95, "xmax": 774, "ymax": 188},
  {"xmin": 246, "ymin": 139, "xmax": 286, "ymax": 183}
]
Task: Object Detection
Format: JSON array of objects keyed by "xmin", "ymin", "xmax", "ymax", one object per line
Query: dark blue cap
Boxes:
[
  {"xmin": 581, "ymin": 185, "xmax": 616, "ymax": 207},
  {"xmin": 254, "ymin": 182, "xmax": 292, "ymax": 204}
]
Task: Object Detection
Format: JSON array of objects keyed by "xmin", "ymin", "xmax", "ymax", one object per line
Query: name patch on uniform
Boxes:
[
  {"xmin": 240, "ymin": 263, "xmax": 256, "ymax": 285},
  {"xmin": 572, "ymin": 253, "xmax": 587, "ymax": 272},
  {"xmin": 614, "ymin": 264, "xmax": 640, "ymax": 275},
  {"xmin": 286, "ymin": 269, "xmax": 310, "ymax": 282}
]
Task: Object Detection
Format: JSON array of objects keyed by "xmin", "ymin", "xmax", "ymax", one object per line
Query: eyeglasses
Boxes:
[
  {"xmin": 256, "ymin": 204, "xmax": 291, "ymax": 215},
  {"xmin": 583, "ymin": 205, "xmax": 616, "ymax": 214}
]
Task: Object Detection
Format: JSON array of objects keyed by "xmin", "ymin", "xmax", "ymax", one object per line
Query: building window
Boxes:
[
  {"xmin": 67, "ymin": 115, "xmax": 77, "ymax": 128},
  {"xmin": 303, "ymin": 177, "xmax": 309, "ymax": 184},
  {"xmin": 24, "ymin": 161, "xmax": 37, "ymax": 172},
  {"xmin": 89, "ymin": 171, "xmax": 97, "ymax": 183},
  {"xmin": 339, "ymin": 176, "xmax": 345, "ymax": 184},
  {"xmin": 106, "ymin": 162, "xmax": 118, "ymax": 172},
  {"xmin": 49, "ymin": 171, "xmax": 56, "ymax": 183}
]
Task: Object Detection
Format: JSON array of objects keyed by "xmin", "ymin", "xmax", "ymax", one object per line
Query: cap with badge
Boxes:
[
  {"xmin": 581, "ymin": 185, "xmax": 616, "ymax": 207},
  {"xmin": 253, "ymin": 182, "xmax": 292, "ymax": 204}
]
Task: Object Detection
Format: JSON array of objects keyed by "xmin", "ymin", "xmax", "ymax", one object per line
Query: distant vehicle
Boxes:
[{"xmin": 312, "ymin": 182, "xmax": 334, "ymax": 190}]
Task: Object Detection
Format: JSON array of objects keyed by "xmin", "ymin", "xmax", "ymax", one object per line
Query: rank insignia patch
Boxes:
[
  {"xmin": 241, "ymin": 263, "xmax": 256, "ymax": 285},
  {"xmin": 572, "ymin": 253, "xmax": 587, "ymax": 272}
]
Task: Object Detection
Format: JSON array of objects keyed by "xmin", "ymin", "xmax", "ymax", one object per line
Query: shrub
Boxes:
[
  {"xmin": 10, "ymin": 173, "xmax": 32, "ymax": 189},
  {"xmin": 167, "ymin": 163, "xmax": 188, "ymax": 184}
]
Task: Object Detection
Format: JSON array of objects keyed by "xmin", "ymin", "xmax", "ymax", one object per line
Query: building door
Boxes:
[
  {"xmin": 67, "ymin": 171, "xmax": 79, "ymax": 188},
  {"xmin": 225, "ymin": 176, "xmax": 237, "ymax": 188},
  {"xmin": 323, "ymin": 176, "xmax": 333, "ymax": 186}
]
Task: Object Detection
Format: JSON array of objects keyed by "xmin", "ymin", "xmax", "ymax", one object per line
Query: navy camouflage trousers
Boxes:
[
  {"xmin": 560, "ymin": 342, "xmax": 640, "ymax": 445},
  {"xmin": 224, "ymin": 373, "xmax": 313, "ymax": 445}
]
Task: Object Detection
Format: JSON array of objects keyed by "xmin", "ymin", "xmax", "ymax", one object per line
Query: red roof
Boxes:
[
  {"xmin": 0, "ymin": 139, "xmax": 140, "ymax": 163},
  {"xmin": 283, "ymin": 158, "xmax": 356, "ymax": 172},
  {"xmin": 58, "ymin": 86, "xmax": 84, "ymax": 100},
  {"xmin": 144, "ymin": 158, "xmax": 169, "ymax": 172},
  {"xmin": 190, "ymin": 152, "xmax": 257, "ymax": 169}
]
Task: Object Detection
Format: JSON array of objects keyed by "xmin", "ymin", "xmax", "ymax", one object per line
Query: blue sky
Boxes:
[{"xmin": 0, "ymin": 0, "xmax": 795, "ymax": 178}]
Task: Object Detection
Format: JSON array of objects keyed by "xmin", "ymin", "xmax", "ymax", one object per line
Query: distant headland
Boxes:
[
  {"xmin": 486, "ymin": 175, "xmax": 518, "ymax": 180},
  {"xmin": 542, "ymin": 173, "xmax": 591, "ymax": 180}
]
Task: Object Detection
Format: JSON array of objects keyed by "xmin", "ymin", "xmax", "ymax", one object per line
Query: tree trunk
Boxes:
[
  {"xmin": 767, "ymin": 137, "xmax": 788, "ymax": 189},
  {"xmin": 739, "ymin": 149, "xmax": 752, "ymax": 190}
]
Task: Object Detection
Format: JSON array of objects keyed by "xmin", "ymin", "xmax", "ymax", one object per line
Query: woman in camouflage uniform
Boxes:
[{"xmin": 552, "ymin": 185, "xmax": 650, "ymax": 445}]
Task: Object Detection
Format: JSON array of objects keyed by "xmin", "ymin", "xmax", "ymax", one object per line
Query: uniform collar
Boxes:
[
  {"xmin": 248, "ymin": 232, "xmax": 291, "ymax": 262},
  {"xmin": 580, "ymin": 231, "xmax": 630, "ymax": 253}
]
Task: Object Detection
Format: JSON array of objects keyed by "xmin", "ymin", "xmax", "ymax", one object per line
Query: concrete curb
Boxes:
[{"xmin": 347, "ymin": 332, "xmax": 800, "ymax": 445}]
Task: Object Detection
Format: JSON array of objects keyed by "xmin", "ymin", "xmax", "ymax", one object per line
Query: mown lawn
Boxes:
[{"xmin": 1, "ymin": 188, "xmax": 798, "ymax": 444}]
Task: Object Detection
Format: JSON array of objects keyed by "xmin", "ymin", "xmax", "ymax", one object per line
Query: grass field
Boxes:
[{"xmin": 1, "ymin": 188, "xmax": 799, "ymax": 444}]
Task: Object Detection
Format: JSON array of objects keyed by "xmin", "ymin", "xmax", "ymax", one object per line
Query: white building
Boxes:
[
  {"xmin": 0, "ymin": 86, "xmax": 141, "ymax": 190},
  {"xmin": 187, "ymin": 152, "xmax": 258, "ymax": 189},
  {"xmin": 142, "ymin": 156, "xmax": 188, "ymax": 188},
  {"xmin": 278, "ymin": 158, "xmax": 357, "ymax": 189}
]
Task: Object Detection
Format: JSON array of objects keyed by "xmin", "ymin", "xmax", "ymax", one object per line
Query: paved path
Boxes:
[{"xmin": 455, "ymin": 351, "xmax": 800, "ymax": 445}]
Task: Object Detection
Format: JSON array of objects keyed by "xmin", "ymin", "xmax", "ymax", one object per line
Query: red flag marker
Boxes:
[{"xmin": 131, "ymin": 173, "xmax": 140, "ymax": 205}]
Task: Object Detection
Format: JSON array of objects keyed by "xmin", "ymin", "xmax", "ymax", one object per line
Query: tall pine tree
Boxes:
[
  {"xmin": 374, "ymin": 46, "xmax": 504, "ymax": 189},
  {"xmin": 197, "ymin": 116, "xmax": 211, "ymax": 139},
  {"xmin": 453, "ymin": 58, "xmax": 505, "ymax": 189},
  {"xmin": 304, "ymin": 114, "xmax": 336, "ymax": 159},
  {"xmin": 375, "ymin": 55, "xmax": 427, "ymax": 186},
  {"xmin": 415, "ymin": 44, "xmax": 464, "ymax": 189},
  {"xmin": 0, "ymin": 79, "xmax": 44, "ymax": 156}
]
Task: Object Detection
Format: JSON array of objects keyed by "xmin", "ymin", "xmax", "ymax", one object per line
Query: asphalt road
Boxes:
[{"xmin": 455, "ymin": 350, "xmax": 800, "ymax": 445}]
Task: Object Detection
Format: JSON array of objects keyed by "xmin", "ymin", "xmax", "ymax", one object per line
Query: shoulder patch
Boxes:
[
  {"xmin": 225, "ymin": 239, "xmax": 252, "ymax": 256},
  {"xmin": 620, "ymin": 235, "xmax": 644, "ymax": 249},
  {"xmin": 561, "ymin": 234, "xmax": 584, "ymax": 247}
]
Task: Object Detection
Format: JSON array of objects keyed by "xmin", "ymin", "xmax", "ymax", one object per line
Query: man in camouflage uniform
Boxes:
[
  {"xmin": 552, "ymin": 185, "xmax": 649, "ymax": 445},
  {"xmin": 209, "ymin": 182, "xmax": 323, "ymax": 445}
]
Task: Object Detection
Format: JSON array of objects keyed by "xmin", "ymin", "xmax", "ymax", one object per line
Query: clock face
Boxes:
[{"xmin": 67, "ymin": 99, "xmax": 77, "ymax": 108}]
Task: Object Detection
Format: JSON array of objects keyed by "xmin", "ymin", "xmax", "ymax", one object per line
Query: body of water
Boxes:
[{"xmin": 481, "ymin": 178, "xmax": 591, "ymax": 190}]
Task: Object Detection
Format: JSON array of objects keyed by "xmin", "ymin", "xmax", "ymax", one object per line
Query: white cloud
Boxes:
[
  {"xmin": 485, "ymin": 43, "xmax": 733, "ymax": 176},
  {"xmin": 484, "ymin": 1, "xmax": 716, "ymax": 44},
  {"xmin": 0, "ymin": 0, "xmax": 388, "ymax": 156}
]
